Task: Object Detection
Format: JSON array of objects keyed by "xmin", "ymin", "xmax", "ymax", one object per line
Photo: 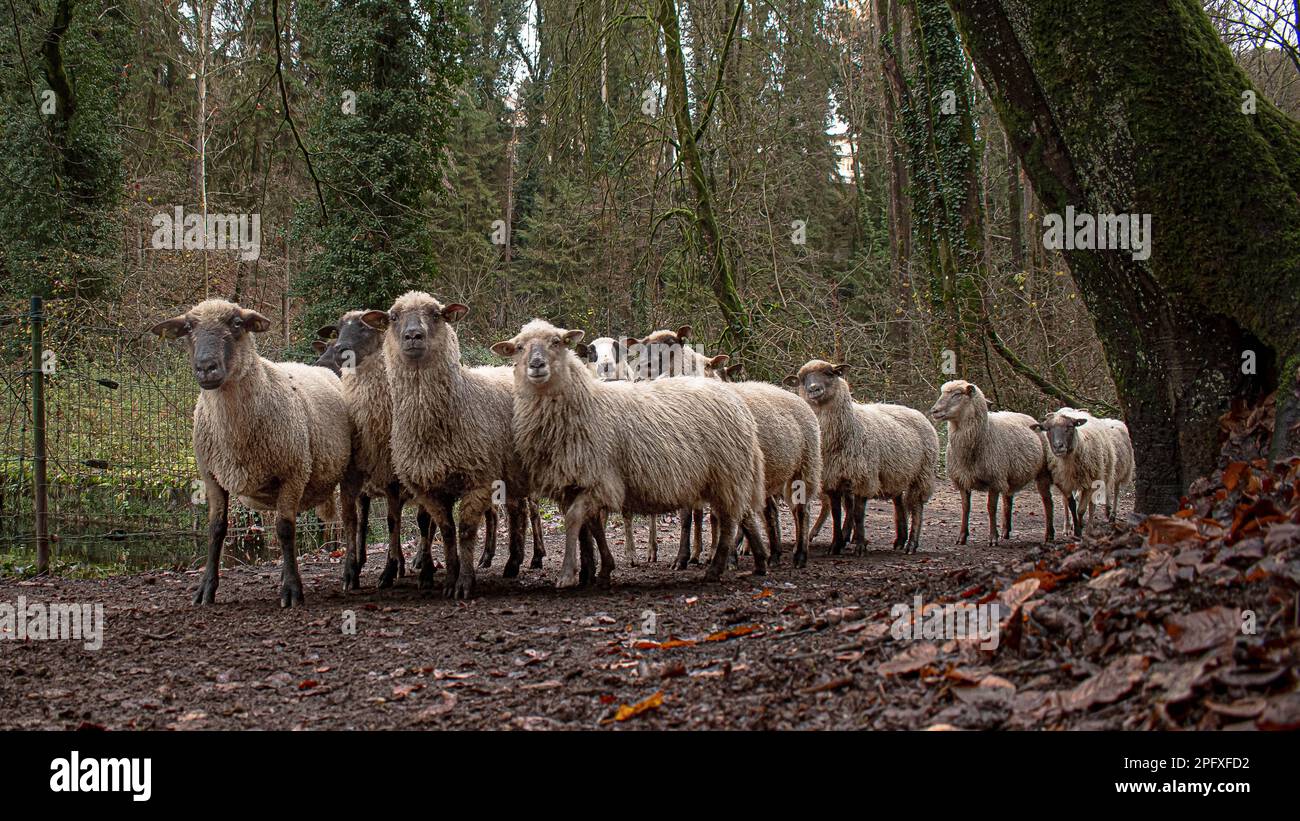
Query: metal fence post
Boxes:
[{"xmin": 31, "ymin": 296, "xmax": 49, "ymax": 575}]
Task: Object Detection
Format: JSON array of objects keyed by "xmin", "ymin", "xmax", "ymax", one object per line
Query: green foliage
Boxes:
[{"xmin": 291, "ymin": 0, "xmax": 468, "ymax": 329}]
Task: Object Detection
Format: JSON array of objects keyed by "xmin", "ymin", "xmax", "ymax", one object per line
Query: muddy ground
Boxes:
[{"xmin": 0, "ymin": 483, "xmax": 1266, "ymax": 731}]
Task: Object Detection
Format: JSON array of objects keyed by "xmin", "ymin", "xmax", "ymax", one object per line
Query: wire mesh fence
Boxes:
[{"xmin": 0, "ymin": 299, "xmax": 344, "ymax": 575}]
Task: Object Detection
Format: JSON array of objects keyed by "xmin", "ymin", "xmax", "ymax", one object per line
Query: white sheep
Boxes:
[
  {"xmin": 150, "ymin": 299, "xmax": 353, "ymax": 607},
  {"xmin": 930, "ymin": 380, "xmax": 1055, "ymax": 546},
  {"xmin": 797, "ymin": 361, "xmax": 937, "ymax": 554},
  {"xmin": 379, "ymin": 291, "xmax": 533, "ymax": 599},
  {"xmin": 1034, "ymin": 408, "xmax": 1118, "ymax": 536},
  {"xmin": 492, "ymin": 320, "xmax": 767, "ymax": 585}
]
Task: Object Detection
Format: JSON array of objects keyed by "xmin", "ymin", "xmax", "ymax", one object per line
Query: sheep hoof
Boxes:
[
  {"xmin": 502, "ymin": 558, "xmax": 521, "ymax": 578},
  {"xmin": 279, "ymin": 579, "xmax": 305, "ymax": 608},
  {"xmin": 672, "ymin": 557, "xmax": 689, "ymax": 571},
  {"xmin": 703, "ymin": 568, "xmax": 723, "ymax": 583},
  {"xmin": 955, "ymin": 536, "xmax": 968, "ymax": 546},
  {"xmin": 417, "ymin": 563, "xmax": 436, "ymax": 591},
  {"xmin": 555, "ymin": 568, "xmax": 581, "ymax": 589},
  {"xmin": 596, "ymin": 573, "xmax": 613, "ymax": 590},
  {"xmin": 477, "ymin": 553, "xmax": 493, "ymax": 569},
  {"xmin": 378, "ymin": 559, "xmax": 400, "ymax": 589},
  {"xmin": 192, "ymin": 576, "xmax": 218, "ymax": 605},
  {"xmin": 530, "ymin": 553, "xmax": 544, "ymax": 569},
  {"xmin": 688, "ymin": 557, "xmax": 701, "ymax": 566},
  {"xmin": 343, "ymin": 558, "xmax": 363, "ymax": 592},
  {"xmin": 792, "ymin": 550, "xmax": 807, "ymax": 569},
  {"xmin": 751, "ymin": 562, "xmax": 767, "ymax": 577}
]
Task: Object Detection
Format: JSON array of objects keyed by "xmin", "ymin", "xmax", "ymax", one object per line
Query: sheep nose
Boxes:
[
  {"xmin": 195, "ymin": 358, "xmax": 220, "ymax": 377},
  {"xmin": 402, "ymin": 326, "xmax": 424, "ymax": 342}
]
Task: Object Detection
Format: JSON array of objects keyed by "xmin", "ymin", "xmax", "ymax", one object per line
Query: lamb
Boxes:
[
  {"xmin": 149, "ymin": 299, "xmax": 353, "ymax": 607},
  {"xmin": 1097, "ymin": 417, "xmax": 1135, "ymax": 518},
  {"xmin": 377, "ymin": 291, "xmax": 533, "ymax": 599},
  {"xmin": 797, "ymin": 361, "xmax": 937, "ymax": 554},
  {"xmin": 1033, "ymin": 408, "xmax": 1120, "ymax": 536},
  {"xmin": 492, "ymin": 319, "xmax": 767, "ymax": 585},
  {"xmin": 930, "ymin": 380, "xmax": 1055, "ymax": 546}
]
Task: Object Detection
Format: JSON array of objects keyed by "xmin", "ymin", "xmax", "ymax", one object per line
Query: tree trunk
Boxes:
[{"xmin": 945, "ymin": 0, "xmax": 1300, "ymax": 512}]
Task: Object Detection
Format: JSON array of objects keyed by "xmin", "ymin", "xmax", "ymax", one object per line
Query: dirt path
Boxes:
[{"xmin": 0, "ymin": 487, "xmax": 1114, "ymax": 730}]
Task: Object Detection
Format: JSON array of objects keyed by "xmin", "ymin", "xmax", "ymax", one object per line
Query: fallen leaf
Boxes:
[
  {"xmin": 607, "ymin": 690, "xmax": 664, "ymax": 723},
  {"xmin": 1066, "ymin": 654, "xmax": 1148, "ymax": 712},
  {"xmin": 1165, "ymin": 606, "xmax": 1240, "ymax": 654}
]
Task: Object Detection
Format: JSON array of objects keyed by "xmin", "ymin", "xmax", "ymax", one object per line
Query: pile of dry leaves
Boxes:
[{"xmin": 848, "ymin": 456, "xmax": 1300, "ymax": 730}]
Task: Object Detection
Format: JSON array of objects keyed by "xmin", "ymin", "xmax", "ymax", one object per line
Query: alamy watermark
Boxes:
[
  {"xmin": 1042, "ymin": 205, "xmax": 1151, "ymax": 261},
  {"xmin": 890, "ymin": 595, "xmax": 1000, "ymax": 650},
  {"xmin": 0, "ymin": 596, "xmax": 103, "ymax": 651},
  {"xmin": 150, "ymin": 206, "xmax": 261, "ymax": 260}
]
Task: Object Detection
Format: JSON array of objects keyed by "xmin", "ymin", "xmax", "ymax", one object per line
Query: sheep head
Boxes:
[
  {"xmin": 794, "ymin": 360, "xmax": 847, "ymax": 405},
  {"xmin": 149, "ymin": 299, "xmax": 270, "ymax": 390},
  {"xmin": 575, "ymin": 336, "xmax": 630, "ymax": 381},
  {"xmin": 1032, "ymin": 410, "xmax": 1089, "ymax": 456},
  {"xmin": 931, "ymin": 380, "xmax": 985, "ymax": 422},
  {"xmin": 316, "ymin": 309, "xmax": 387, "ymax": 373},
  {"xmin": 493, "ymin": 319, "xmax": 585, "ymax": 393},
  {"xmin": 379, "ymin": 291, "xmax": 467, "ymax": 365}
]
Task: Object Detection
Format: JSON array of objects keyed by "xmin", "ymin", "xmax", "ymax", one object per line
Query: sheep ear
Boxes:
[
  {"xmin": 1072, "ymin": 417, "xmax": 1088, "ymax": 427},
  {"xmin": 1030, "ymin": 422, "xmax": 1044, "ymax": 432},
  {"xmin": 675, "ymin": 325, "xmax": 692, "ymax": 341},
  {"xmin": 149, "ymin": 315, "xmax": 190, "ymax": 339},
  {"xmin": 724, "ymin": 363, "xmax": 744, "ymax": 378},
  {"xmin": 562, "ymin": 329, "xmax": 585, "ymax": 346},
  {"xmin": 831, "ymin": 363, "xmax": 848, "ymax": 377},
  {"xmin": 707, "ymin": 354, "xmax": 729, "ymax": 368},
  {"xmin": 312, "ymin": 340, "xmax": 328, "ymax": 354},
  {"xmin": 359, "ymin": 310, "xmax": 388, "ymax": 331},
  {"xmin": 442, "ymin": 303, "xmax": 469, "ymax": 323},
  {"xmin": 316, "ymin": 324, "xmax": 339, "ymax": 340},
  {"xmin": 491, "ymin": 340, "xmax": 518, "ymax": 357},
  {"xmin": 964, "ymin": 384, "xmax": 976, "ymax": 396},
  {"xmin": 622, "ymin": 336, "xmax": 641, "ymax": 349},
  {"xmin": 574, "ymin": 342, "xmax": 589, "ymax": 358},
  {"xmin": 782, "ymin": 375, "xmax": 799, "ymax": 388},
  {"xmin": 241, "ymin": 309, "xmax": 272, "ymax": 333}
]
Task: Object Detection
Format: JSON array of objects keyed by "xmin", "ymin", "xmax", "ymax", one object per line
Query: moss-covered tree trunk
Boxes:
[{"xmin": 945, "ymin": 0, "xmax": 1300, "ymax": 512}]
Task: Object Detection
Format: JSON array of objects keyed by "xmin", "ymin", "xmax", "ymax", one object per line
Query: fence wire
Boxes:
[{"xmin": 0, "ymin": 304, "xmax": 347, "ymax": 574}]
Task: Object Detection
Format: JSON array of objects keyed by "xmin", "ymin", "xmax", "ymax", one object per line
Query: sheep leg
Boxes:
[
  {"xmin": 591, "ymin": 518, "xmax": 616, "ymax": 588},
  {"xmin": 693, "ymin": 509, "xmax": 704, "ymax": 562},
  {"xmin": 378, "ymin": 485, "xmax": 405, "ymax": 589},
  {"xmin": 340, "ymin": 474, "xmax": 363, "ymax": 592},
  {"xmin": 648, "ymin": 515, "xmax": 659, "ymax": 563},
  {"xmin": 357, "ymin": 494, "xmax": 371, "ymax": 569},
  {"xmin": 478, "ymin": 507, "xmax": 497, "ymax": 569},
  {"xmin": 764, "ymin": 499, "xmax": 782, "ymax": 566},
  {"xmin": 704, "ymin": 514, "xmax": 740, "ymax": 582},
  {"xmin": 277, "ymin": 513, "xmax": 305, "ymax": 608},
  {"xmin": 528, "ymin": 498, "xmax": 545, "ymax": 568},
  {"xmin": 578, "ymin": 522, "xmax": 595, "ymax": 587},
  {"xmin": 673, "ymin": 510, "xmax": 692, "ymax": 570},
  {"xmin": 851, "ymin": 495, "xmax": 867, "ymax": 556},
  {"xmin": 740, "ymin": 510, "xmax": 768, "ymax": 576},
  {"xmin": 907, "ymin": 501, "xmax": 923, "ymax": 554},
  {"xmin": 986, "ymin": 491, "xmax": 1000, "ymax": 547},
  {"xmin": 626, "ymin": 514, "xmax": 639, "ymax": 567},
  {"xmin": 194, "ymin": 477, "xmax": 227, "ymax": 605},
  {"xmin": 707, "ymin": 510, "xmax": 720, "ymax": 562},
  {"xmin": 956, "ymin": 488, "xmax": 971, "ymax": 545},
  {"xmin": 558, "ymin": 493, "xmax": 596, "ymax": 588},
  {"xmin": 1038, "ymin": 474, "xmax": 1056, "ymax": 543},
  {"xmin": 423, "ymin": 495, "xmax": 456, "ymax": 592},
  {"xmin": 792, "ymin": 497, "xmax": 809, "ymax": 567},
  {"xmin": 451, "ymin": 490, "xmax": 493, "ymax": 600},
  {"xmin": 892, "ymin": 497, "xmax": 907, "ymax": 549},
  {"xmin": 809, "ymin": 492, "xmax": 830, "ymax": 544},
  {"xmin": 1001, "ymin": 493, "xmax": 1013, "ymax": 540},
  {"xmin": 502, "ymin": 498, "xmax": 526, "ymax": 578},
  {"xmin": 413, "ymin": 506, "xmax": 436, "ymax": 573},
  {"xmin": 829, "ymin": 491, "xmax": 845, "ymax": 555}
]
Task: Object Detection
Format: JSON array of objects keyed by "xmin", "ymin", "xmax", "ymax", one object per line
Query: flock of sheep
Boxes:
[{"xmin": 148, "ymin": 292, "xmax": 1136, "ymax": 607}]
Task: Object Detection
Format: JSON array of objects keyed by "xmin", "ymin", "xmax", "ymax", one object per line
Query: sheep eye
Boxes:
[{"xmin": 231, "ymin": 317, "xmax": 243, "ymax": 329}]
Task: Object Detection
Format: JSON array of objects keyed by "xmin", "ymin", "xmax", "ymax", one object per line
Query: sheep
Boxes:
[
  {"xmin": 377, "ymin": 291, "xmax": 533, "ymax": 599},
  {"xmin": 1097, "ymin": 417, "xmax": 1135, "ymax": 519},
  {"xmin": 1033, "ymin": 408, "xmax": 1119, "ymax": 536},
  {"xmin": 715, "ymin": 369, "xmax": 823, "ymax": 567},
  {"xmin": 796, "ymin": 361, "xmax": 937, "ymax": 554},
  {"xmin": 574, "ymin": 335, "xmax": 646, "ymax": 566},
  {"xmin": 491, "ymin": 319, "xmax": 768, "ymax": 585},
  {"xmin": 149, "ymin": 299, "xmax": 353, "ymax": 607},
  {"xmin": 930, "ymin": 380, "xmax": 1055, "ymax": 546},
  {"xmin": 312, "ymin": 312, "xmax": 446, "ymax": 590}
]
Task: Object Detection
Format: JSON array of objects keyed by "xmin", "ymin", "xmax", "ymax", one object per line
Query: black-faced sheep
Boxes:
[
  {"xmin": 150, "ymin": 299, "xmax": 353, "ymax": 607},
  {"xmin": 797, "ymin": 361, "xmax": 937, "ymax": 554},
  {"xmin": 492, "ymin": 320, "xmax": 767, "ymax": 585},
  {"xmin": 378, "ymin": 291, "xmax": 532, "ymax": 599},
  {"xmin": 930, "ymin": 380, "xmax": 1055, "ymax": 546}
]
